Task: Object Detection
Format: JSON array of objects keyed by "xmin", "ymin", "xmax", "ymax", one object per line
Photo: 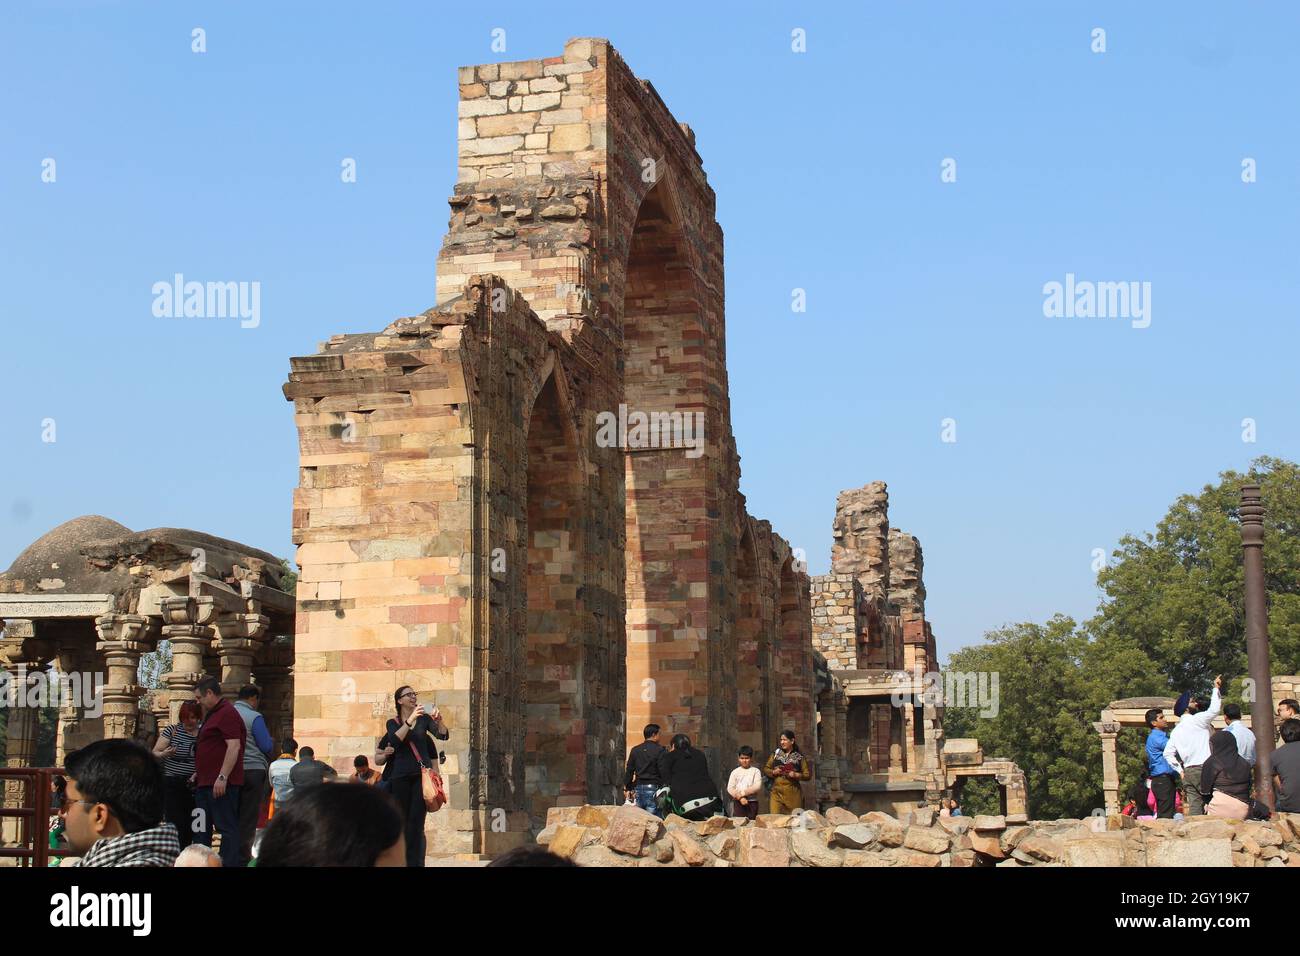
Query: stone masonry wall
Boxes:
[{"xmin": 810, "ymin": 573, "xmax": 859, "ymax": 670}]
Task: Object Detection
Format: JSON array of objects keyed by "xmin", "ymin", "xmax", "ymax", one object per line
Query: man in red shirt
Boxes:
[{"xmin": 193, "ymin": 675, "xmax": 245, "ymax": 867}]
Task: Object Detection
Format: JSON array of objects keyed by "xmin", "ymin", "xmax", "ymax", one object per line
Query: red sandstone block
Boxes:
[
  {"xmin": 342, "ymin": 646, "xmax": 459, "ymax": 671},
  {"xmin": 389, "ymin": 601, "xmax": 464, "ymax": 625},
  {"xmin": 419, "ymin": 574, "xmax": 446, "ymax": 587}
]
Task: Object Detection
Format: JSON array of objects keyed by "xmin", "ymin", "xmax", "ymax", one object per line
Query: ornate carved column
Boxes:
[
  {"xmin": 1094, "ymin": 721, "xmax": 1121, "ymax": 816},
  {"xmin": 2, "ymin": 621, "xmax": 53, "ymax": 845},
  {"xmin": 53, "ymin": 642, "xmax": 98, "ymax": 765},
  {"xmin": 2, "ymin": 619, "xmax": 55, "ymax": 764},
  {"xmin": 215, "ymin": 610, "xmax": 268, "ymax": 699},
  {"xmin": 160, "ymin": 596, "xmax": 215, "ymax": 723},
  {"xmin": 255, "ymin": 640, "xmax": 294, "ymax": 748},
  {"xmin": 94, "ymin": 613, "xmax": 158, "ymax": 740}
]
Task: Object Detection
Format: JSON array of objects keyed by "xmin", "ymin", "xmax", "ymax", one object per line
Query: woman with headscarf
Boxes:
[
  {"xmin": 656, "ymin": 734, "xmax": 722, "ymax": 821},
  {"xmin": 1199, "ymin": 728, "xmax": 1252, "ymax": 819},
  {"xmin": 763, "ymin": 729, "xmax": 811, "ymax": 815}
]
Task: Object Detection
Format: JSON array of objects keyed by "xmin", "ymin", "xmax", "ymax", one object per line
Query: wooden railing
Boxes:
[{"xmin": 0, "ymin": 767, "xmax": 79, "ymax": 867}]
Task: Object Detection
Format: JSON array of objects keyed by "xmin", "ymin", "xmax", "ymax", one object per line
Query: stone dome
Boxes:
[{"xmin": 1, "ymin": 515, "xmax": 133, "ymax": 592}]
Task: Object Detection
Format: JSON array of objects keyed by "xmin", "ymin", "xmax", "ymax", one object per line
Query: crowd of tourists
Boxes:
[
  {"xmin": 47, "ymin": 674, "xmax": 1300, "ymax": 868},
  {"xmin": 622, "ymin": 723, "xmax": 812, "ymax": 820},
  {"xmin": 51, "ymin": 680, "xmax": 452, "ymax": 868},
  {"xmin": 1137, "ymin": 676, "xmax": 1300, "ymax": 820}
]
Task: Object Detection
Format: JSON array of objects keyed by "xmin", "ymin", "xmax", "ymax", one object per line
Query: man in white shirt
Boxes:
[
  {"xmin": 1164, "ymin": 675, "xmax": 1222, "ymax": 816},
  {"xmin": 1222, "ymin": 703, "xmax": 1256, "ymax": 767}
]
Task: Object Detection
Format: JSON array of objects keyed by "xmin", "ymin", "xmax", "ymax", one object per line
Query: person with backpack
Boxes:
[
  {"xmin": 763, "ymin": 730, "xmax": 811, "ymax": 814},
  {"xmin": 656, "ymin": 733, "xmax": 722, "ymax": 820}
]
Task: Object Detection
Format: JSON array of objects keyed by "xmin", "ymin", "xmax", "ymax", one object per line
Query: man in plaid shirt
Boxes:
[{"xmin": 63, "ymin": 739, "xmax": 181, "ymax": 867}]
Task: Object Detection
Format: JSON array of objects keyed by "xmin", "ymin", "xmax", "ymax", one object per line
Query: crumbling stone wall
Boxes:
[
  {"xmin": 285, "ymin": 277, "xmax": 626, "ymax": 854},
  {"xmin": 537, "ymin": 804, "xmax": 1300, "ymax": 868}
]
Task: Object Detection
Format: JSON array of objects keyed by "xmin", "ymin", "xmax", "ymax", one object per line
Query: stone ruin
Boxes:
[
  {"xmin": 810, "ymin": 482, "xmax": 1027, "ymax": 821},
  {"xmin": 0, "ymin": 516, "xmax": 295, "ymax": 846},
  {"xmin": 2, "ymin": 38, "xmax": 1018, "ymax": 863},
  {"xmin": 280, "ymin": 38, "xmax": 1019, "ymax": 857},
  {"xmin": 283, "ymin": 37, "xmax": 821, "ymax": 856}
]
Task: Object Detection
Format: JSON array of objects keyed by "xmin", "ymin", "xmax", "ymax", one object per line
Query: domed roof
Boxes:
[{"xmin": 1, "ymin": 515, "xmax": 133, "ymax": 591}]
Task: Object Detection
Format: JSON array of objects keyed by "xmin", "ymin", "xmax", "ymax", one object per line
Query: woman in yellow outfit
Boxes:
[{"xmin": 763, "ymin": 730, "xmax": 811, "ymax": 814}]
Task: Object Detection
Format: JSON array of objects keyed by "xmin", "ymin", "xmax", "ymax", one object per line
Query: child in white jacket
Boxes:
[{"xmin": 727, "ymin": 746, "xmax": 764, "ymax": 820}]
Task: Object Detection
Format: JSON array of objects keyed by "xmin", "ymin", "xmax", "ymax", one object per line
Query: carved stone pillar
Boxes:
[
  {"xmin": 53, "ymin": 642, "xmax": 104, "ymax": 765},
  {"xmin": 2, "ymin": 621, "xmax": 52, "ymax": 846},
  {"xmin": 215, "ymin": 611, "xmax": 268, "ymax": 699},
  {"xmin": 255, "ymin": 641, "xmax": 294, "ymax": 747},
  {"xmin": 94, "ymin": 613, "xmax": 158, "ymax": 741},
  {"xmin": 902, "ymin": 704, "xmax": 917, "ymax": 773},
  {"xmin": 1095, "ymin": 721, "xmax": 1121, "ymax": 816},
  {"xmin": 160, "ymin": 596, "xmax": 215, "ymax": 723}
]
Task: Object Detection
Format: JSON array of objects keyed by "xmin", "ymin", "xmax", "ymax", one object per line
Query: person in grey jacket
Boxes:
[{"xmin": 233, "ymin": 685, "xmax": 275, "ymax": 865}]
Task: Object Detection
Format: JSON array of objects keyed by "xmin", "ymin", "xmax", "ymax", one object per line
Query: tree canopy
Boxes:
[{"xmin": 943, "ymin": 456, "xmax": 1300, "ymax": 819}]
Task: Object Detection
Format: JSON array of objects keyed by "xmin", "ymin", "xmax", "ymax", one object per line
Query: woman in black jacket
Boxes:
[
  {"xmin": 657, "ymin": 734, "xmax": 722, "ymax": 821},
  {"xmin": 376, "ymin": 685, "xmax": 449, "ymax": 866},
  {"xmin": 1199, "ymin": 729, "xmax": 1252, "ymax": 819}
]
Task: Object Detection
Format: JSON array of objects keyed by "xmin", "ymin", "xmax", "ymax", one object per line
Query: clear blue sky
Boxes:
[{"xmin": 2, "ymin": 2, "xmax": 1297, "ymax": 660}]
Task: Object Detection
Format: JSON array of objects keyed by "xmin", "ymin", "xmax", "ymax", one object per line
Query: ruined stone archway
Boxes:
[
  {"xmin": 524, "ymin": 371, "xmax": 585, "ymax": 828},
  {"xmin": 284, "ymin": 39, "xmax": 813, "ymax": 857},
  {"xmin": 622, "ymin": 176, "xmax": 719, "ymax": 759}
]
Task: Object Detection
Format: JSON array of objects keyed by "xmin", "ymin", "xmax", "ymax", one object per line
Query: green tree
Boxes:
[
  {"xmin": 944, "ymin": 616, "xmax": 1164, "ymax": 819},
  {"xmin": 1092, "ymin": 455, "xmax": 1300, "ymax": 692},
  {"xmin": 943, "ymin": 456, "xmax": 1300, "ymax": 819},
  {"xmin": 277, "ymin": 559, "xmax": 298, "ymax": 596}
]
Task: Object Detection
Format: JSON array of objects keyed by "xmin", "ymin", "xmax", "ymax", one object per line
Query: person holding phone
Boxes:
[
  {"xmin": 153, "ymin": 700, "xmax": 201, "ymax": 849},
  {"xmin": 378, "ymin": 685, "xmax": 449, "ymax": 867}
]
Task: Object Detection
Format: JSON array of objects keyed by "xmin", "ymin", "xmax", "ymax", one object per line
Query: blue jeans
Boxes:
[
  {"xmin": 194, "ymin": 785, "xmax": 242, "ymax": 867},
  {"xmin": 634, "ymin": 783, "xmax": 662, "ymax": 818}
]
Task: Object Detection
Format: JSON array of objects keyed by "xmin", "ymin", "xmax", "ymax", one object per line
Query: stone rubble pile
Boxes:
[{"xmin": 536, "ymin": 804, "xmax": 1300, "ymax": 867}]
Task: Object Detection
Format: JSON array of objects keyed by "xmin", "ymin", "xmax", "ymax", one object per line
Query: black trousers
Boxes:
[
  {"xmin": 163, "ymin": 775, "xmax": 196, "ymax": 849},
  {"xmin": 1150, "ymin": 773, "xmax": 1178, "ymax": 818},
  {"xmin": 389, "ymin": 774, "xmax": 427, "ymax": 867},
  {"xmin": 238, "ymin": 769, "xmax": 267, "ymax": 865}
]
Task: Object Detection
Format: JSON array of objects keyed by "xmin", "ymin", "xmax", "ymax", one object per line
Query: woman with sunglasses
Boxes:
[{"xmin": 376, "ymin": 685, "xmax": 449, "ymax": 867}]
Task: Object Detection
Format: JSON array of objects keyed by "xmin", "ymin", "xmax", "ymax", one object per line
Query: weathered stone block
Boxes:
[
  {"xmin": 548, "ymin": 824, "xmax": 589, "ymax": 859},
  {"xmin": 739, "ymin": 828, "xmax": 790, "ymax": 867},
  {"xmin": 668, "ymin": 828, "xmax": 713, "ymax": 866},
  {"xmin": 791, "ymin": 829, "xmax": 845, "ymax": 867},
  {"xmin": 1063, "ymin": 833, "xmax": 1125, "ymax": 867},
  {"xmin": 829, "ymin": 824, "xmax": 878, "ymax": 849},
  {"xmin": 1016, "ymin": 833, "xmax": 1064, "ymax": 863},
  {"xmin": 603, "ymin": 804, "xmax": 663, "ymax": 856},
  {"xmin": 903, "ymin": 826, "xmax": 950, "ymax": 854},
  {"xmin": 708, "ymin": 830, "xmax": 739, "ymax": 861},
  {"xmin": 1147, "ymin": 838, "xmax": 1233, "ymax": 868}
]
